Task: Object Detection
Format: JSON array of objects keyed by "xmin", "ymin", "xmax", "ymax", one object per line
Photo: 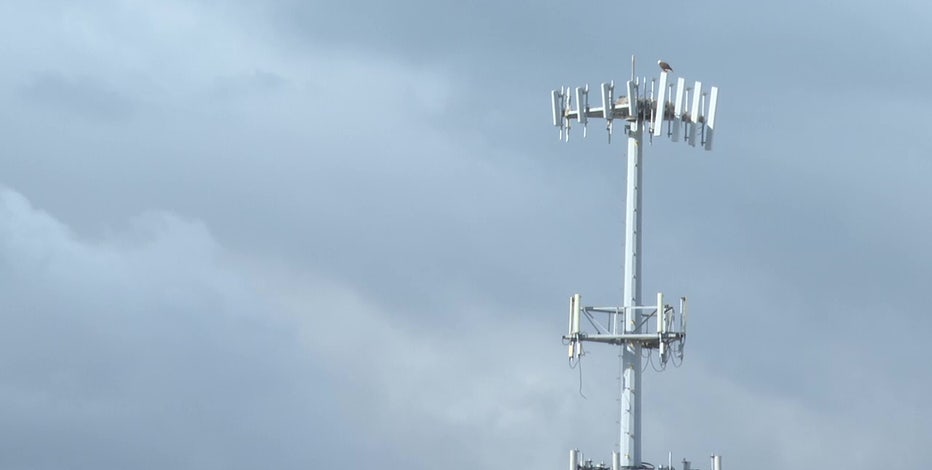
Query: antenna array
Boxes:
[
  {"xmin": 551, "ymin": 67, "xmax": 718, "ymax": 149},
  {"xmin": 551, "ymin": 57, "xmax": 721, "ymax": 470}
]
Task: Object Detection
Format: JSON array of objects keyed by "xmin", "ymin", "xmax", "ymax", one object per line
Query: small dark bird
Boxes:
[{"xmin": 658, "ymin": 60, "xmax": 673, "ymax": 73}]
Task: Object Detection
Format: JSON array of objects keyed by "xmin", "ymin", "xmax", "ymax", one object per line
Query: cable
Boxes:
[
  {"xmin": 670, "ymin": 339, "xmax": 685, "ymax": 367},
  {"xmin": 653, "ymin": 353, "xmax": 666, "ymax": 372},
  {"xmin": 577, "ymin": 344, "xmax": 587, "ymax": 399}
]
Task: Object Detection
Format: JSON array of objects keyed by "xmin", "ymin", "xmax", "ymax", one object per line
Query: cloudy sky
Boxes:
[{"xmin": 1, "ymin": 1, "xmax": 931, "ymax": 469}]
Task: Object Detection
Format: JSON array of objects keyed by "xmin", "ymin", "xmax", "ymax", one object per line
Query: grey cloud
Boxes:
[
  {"xmin": 20, "ymin": 72, "xmax": 134, "ymax": 121},
  {"xmin": 0, "ymin": 188, "xmax": 352, "ymax": 469},
  {"xmin": 208, "ymin": 69, "xmax": 289, "ymax": 101}
]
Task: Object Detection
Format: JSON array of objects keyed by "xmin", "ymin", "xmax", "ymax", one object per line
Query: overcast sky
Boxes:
[{"xmin": 1, "ymin": 1, "xmax": 931, "ymax": 469}]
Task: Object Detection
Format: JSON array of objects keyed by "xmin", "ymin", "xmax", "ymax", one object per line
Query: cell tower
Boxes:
[{"xmin": 551, "ymin": 57, "xmax": 720, "ymax": 470}]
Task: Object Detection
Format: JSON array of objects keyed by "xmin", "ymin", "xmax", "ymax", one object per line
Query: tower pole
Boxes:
[{"xmin": 620, "ymin": 122, "xmax": 644, "ymax": 468}]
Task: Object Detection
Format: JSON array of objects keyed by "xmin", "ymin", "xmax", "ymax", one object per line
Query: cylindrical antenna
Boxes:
[
  {"xmin": 631, "ymin": 55, "xmax": 635, "ymax": 82},
  {"xmin": 681, "ymin": 296, "xmax": 688, "ymax": 333},
  {"xmin": 570, "ymin": 294, "xmax": 581, "ymax": 336},
  {"xmin": 656, "ymin": 292, "xmax": 664, "ymax": 333},
  {"xmin": 700, "ymin": 92, "xmax": 706, "ymax": 121}
]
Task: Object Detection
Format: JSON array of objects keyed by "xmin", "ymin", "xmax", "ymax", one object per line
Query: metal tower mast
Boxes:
[{"xmin": 552, "ymin": 57, "xmax": 720, "ymax": 470}]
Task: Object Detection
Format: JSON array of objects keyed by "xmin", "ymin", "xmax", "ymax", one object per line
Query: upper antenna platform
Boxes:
[{"xmin": 551, "ymin": 57, "xmax": 719, "ymax": 150}]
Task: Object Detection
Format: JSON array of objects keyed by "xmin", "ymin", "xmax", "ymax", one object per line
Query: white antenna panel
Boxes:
[
  {"xmin": 626, "ymin": 80, "xmax": 638, "ymax": 120},
  {"xmin": 551, "ymin": 89, "xmax": 563, "ymax": 127},
  {"xmin": 704, "ymin": 86, "xmax": 718, "ymax": 151},
  {"xmin": 688, "ymin": 81, "xmax": 702, "ymax": 147},
  {"xmin": 656, "ymin": 292, "xmax": 665, "ymax": 333},
  {"xmin": 680, "ymin": 296, "xmax": 688, "ymax": 333},
  {"xmin": 569, "ymin": 293, "xmax": 581, "ymax": 336},
  {"xmin": 652, "ymin": 72, "xmax": 669, "ymax": 137},
  {"xmin": 674, "ymin": 78, "xmax": 687, "ymax": 118},
  {"xmin": 568, "ymin": 293, "xmax": 582, "ymax": 359},
  {"xmin": 691, "ymin": 82, "xmax": 702, "ymax": 118},
  {"xmin": 576, "ymin": 86, "xmax": 588, "ymax": 125},
  {"xmin": 563, "ymin": 86, "xmax": 573, "ymax": 141},
  {"xmin": 672, "ymin": 77, "xmax": 686, "ymax": 142},
  {"xmin": 601, "ymin": 82, "xmax": 614, "ymax": 120}
]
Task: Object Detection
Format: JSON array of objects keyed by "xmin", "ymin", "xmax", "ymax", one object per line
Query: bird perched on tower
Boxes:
[{"xmin": 658, "ymin": 60, "xmax": 673, "ymax": 73}]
